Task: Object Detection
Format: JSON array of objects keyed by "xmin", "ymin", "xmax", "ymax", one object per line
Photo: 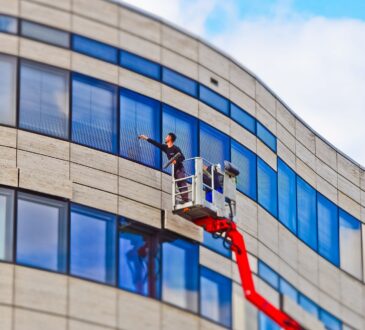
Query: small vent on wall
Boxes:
[{"xmin": 210, "ymin": 77, "xmax": 219, "ymax": 86}]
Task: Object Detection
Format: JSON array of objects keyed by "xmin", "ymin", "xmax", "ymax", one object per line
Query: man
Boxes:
[{"xmin": 138, "ymin": 133, "xmax": 189, "ymax": 203}]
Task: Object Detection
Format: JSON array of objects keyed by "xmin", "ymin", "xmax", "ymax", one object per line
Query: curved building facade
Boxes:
[{"xmin": 0, "ymin": 0, "xmax": 364, "ymax": 329}]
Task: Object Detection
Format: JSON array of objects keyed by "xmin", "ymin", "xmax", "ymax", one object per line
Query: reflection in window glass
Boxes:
[
  {"xmin": 259, "ymin": 312, "xmax": 280, "ymax": 330},
  {"xmin": 0, "ymin": 15, "xmax": 17, "ymax": 33},
  {"xmin": 119, "ymin": 223, "xmax": 160, "ymax": 298},
  {"xmin": 279, "ymin": 278, "xmax": 298, "ymax": 302},
  {"xmin": 162, "ymin": 68, "xmax": 198, "ymax": 97},
  {"xmin": 203, "ymin": 232, "xmax": 231, "ymax": 258},
  {"xmin": 231, "ymin": 103, "xmax": 256, "ymax": 134},
  {"xmin": 320, "ymin": 309, "xmax": 341, "ymax": 330},
  {"xmin": 257, "ymin": 122, "xmax": 277, "ymax": 152},
  {"xmin": 162, "ymin": 239, "xmax": 198, "ymax": 312},
  {"xmin": 70, "ymin": 204, "xmax": 116, "ymax": 284},
  {"xmin": 16, "ymin": 193, "xmax": 68, "ymax": 272},
  {"xmin": 0, "ymin": 188, "xmax": 14, "ymax": 261},
  {"xmin": 258, "ymin": 261, "xmax": 279, "ymax": 289},
  {"xmin": 72, "ymin": 73, "xmax": 118, "ymax": 153},
  {"xmin": 0, "ymin": 54, "xmax": 17, "ymax": 126},
  {"xmin": 199, "ymin": 85, "xmax": 229, "ymax": 115},
  {"xmin": 339, "ymin": 209, "xmax": 362, "ymax": 279},
  {"xmin": 120, "ymin": 88, "xmax": 161, "ymax": 168},
  {"xmin": 298, "ymin": 295, "xmax": 319, "ymax": 318},
  {"xmin": 200, "ymin": 267, "xmax": 232, "ymax": 328},
  {"xmin": 19, "ymin": 60, "xmax": 69, "ymax": 138},
  {"xmin": 21, "ymin": 20, "xmax": 70, "ymax": 47}
]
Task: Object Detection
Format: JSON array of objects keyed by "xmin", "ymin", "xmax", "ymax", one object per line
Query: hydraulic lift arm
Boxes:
[{"xmin": 194, "ymin": 217, "xmax": 302, "ymax": 330}]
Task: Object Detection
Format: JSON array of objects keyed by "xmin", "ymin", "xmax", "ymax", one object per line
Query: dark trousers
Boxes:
[{"xmin": 174, "ymin": 167, "xmax": 189, "ymax": 202}]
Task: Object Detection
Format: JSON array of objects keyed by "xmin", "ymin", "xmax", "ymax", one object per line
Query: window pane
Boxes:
[
  {"xmin": 199, "ymin": 85, "xmax": 229, "ymax": 115},
  {"xmin": 120, "ymin": 89, "xmax": 161, "ymax": 168},
  {"xmin": 279, "ymin": 278, "xmax": 298, "ymax": 302},
  {"xmin": 162, "ymin": 239, "xmax": 198, "ymax": 312},
  {"xmin": 320, "ymin": 309, "xmax": 341, "ymax": 330},
  {"xmin": 297, "ymin": 177, "xmax": 317, "ymax": 250},
  {"xmin": 200, "ymin": 267, "xmax": 232, "ymax": 328},
  {"xmin": 162, "ymin": 68, "xmax": 197, "ymax": 97},
  {"xmin": 231, "ymin": 140, "xmax": 257, "ymax": 199},
  {"xmin": 317, "ymin": 194, "xmax": 339, "ymax": 266},
  {"xmin": 339, "ymin": 209, "xmax": 362, "ymax": 279},
  {"xmin": 257, "ymin": 158, "xmax": 278, "ymax": 217},
  {"xmin": 231, "ymin": 103, "xmax": 256, "ymax": 134},
  {"xmin": 72, "ymin": 34, "xmax": 118, "ymax": 63},
  {"xmin": 16, "ymin": 193, "xmax": 68, "ymax": 272},
  {"xmin": 162, "ymin": 104, "xmax": 198, "ymax": 174},
  {"xmin": 259, "ymin": 312, "xmax": 280, "ymax": 330},
  {"xmin": 120, "ymin": 50, "xmax": 161, "ymax": 80},
  {"xmin": 257, "ymin": 122, "xmax": 277, "ymax": 152},
  {"xmin": 278, "ymin": 159, "xmax": 297, "ymax": 233},
  {"xmin": 203, "ymin": 232, "xmax": 231, "ymax": 257},
  {"xmin": 0, "ymin": 15, "xmax": 17, "ymax": 33},
  {"xmin": 21, "ymin": 20, "xmax": 69, "ymax": 48},
  {"xmin": 70, "ymin": 204, "xmax": 116, "ymax": 284},
  {"xmin": 19, "ymin": 60, "xmax": 69, "ymax": 138},
  {"xmin": 258, "ymin": 261, "xmax": 279, "ymax": 289},
  {"xmin": 72, "ymin": 73, "xmax": 118, "ymax": 153},
  {"xmin": 200, "ymin": 122, "xmax": 230, "ymax": 167},
  {"xmin": 0, "ymin": 188, "xmax": 14, "ymax": 261},
  {"xmin": 299, "ymin": 295, "xmax": 319, "ymax": 318},
  {"xmin": 0, "ymin": 54, "xmax": 17, "ymax": 126},
  {"xmin": 118, "ymin": 221, "xmax": 160, "ymax": 298}
]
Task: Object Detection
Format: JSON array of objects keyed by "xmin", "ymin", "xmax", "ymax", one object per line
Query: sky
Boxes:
[{"xmin": 117, "ymin": 0, "xmax": 365, "ymax": 167}]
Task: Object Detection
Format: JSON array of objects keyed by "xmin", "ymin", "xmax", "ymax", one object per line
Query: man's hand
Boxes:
[
  {"xmin": 172, "ymin": 160, "xmax": 177, "ymax": 164},
  {"xmin": 138, "ymin": 134, "xmax": 148, "ymax": 140}
]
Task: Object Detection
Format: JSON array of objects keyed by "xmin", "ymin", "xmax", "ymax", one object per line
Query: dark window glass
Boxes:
[
  {"xmin": 203, "ymin": 233, "xmax": 231, "ymax": 258},
  {"xmin": 16, "ymin": 193, "xmax": 68, "ymax": 272},
  {"xmin": 278, "ymin": 159, "xmax": 297, "ymax": 233},
  {"xmin": 317, "ymin": 194, "xmax": 339, "ymax": 266},
  {"xmin": 259, "ymin": 312, "xmax": 280, "ymax": 330},
  {"xmin": 162, "ymin": 67, "xmax": 198, "ymax": 97},
  {"xmin": 231, "ymin": 140, "xmax": 257, "ymax": 199},
  {"xmin": 297, "ymin": 177, "xmax": 317, "ymax": 250},
  {"xmin": 0, "ymin": 15, "xmax": 17, "ymax": 34},
  {"xmin": 21, "ymin": 20, "xmax": 70, "ymax": 48},
  {"xmin": 120, "ymin": 88, "xmax": 161, "ymax": 168},
  {"xmin": 279, "ymin": 278, "xmax": 298, "ymax": 302},
  {"xmin": 119, "ymin": 221, "xmax": 160, "ymax": 298},
  {"xmin": 0, "ymin": 188, "xmax": 14, "ymax": 262},
  {"xmin": 257, "ymin": 158, "xmax": 278, "ymax": 217},
  {"xmin": 257, "ymin": 122, "xmax": 277, "ymax": 152},
  {"xmin": 72, "ymin": 73, "xmax": 118, "ymax": 153},
  {"xmin": 72, "ymin": 34, "xmax": 118, "ymax": 63},
  {"xmin": 199, "ymin": 85, "xmax": 229, "ymax": 115},
  {"xmin": 162, "ymin": 104, "xmax": 198, "ymax": 174},
  {"xmin": 339, "ymin": 209, "xmax": 362, "ymax": 279},
  {"xmin": 231, "ymin": 103, "xmax": 256, "ymax": 134},
  {"xmin": 0, "ymin": 54, "xmax": 17, "ymax": 126},
  {"xmin": 70, "ymin": 204, "xmax": 116, "ymax": 284},
  {"xmin": 258, "ymin": 261, "xmax": 279, "ymax": 289},
  {"xmin": 299, "ymin": 295, "xmax": 319, "ymax": 318},
  {"xmin": 162, "ymin": 238, "xmax": 199, "ymax": 312},
  {"xmin": 120, "ymin": 50, "xmax": 161, "ymax": 80},
  {"xmin": 200, "ymin": 267, "xmax": 232, "ymax": 328},
  {"xmin": 320, "ymin": 309, "xmax": 342, "ymax": 330},
  {"xmin": 19, "ymin": 60, "xmax": 69, "ymax": 139}
]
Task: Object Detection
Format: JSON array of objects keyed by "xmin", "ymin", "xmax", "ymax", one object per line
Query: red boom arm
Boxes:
[{"xmin": 194, "ymin": 217, "xmax": 302, "ymax": 330}]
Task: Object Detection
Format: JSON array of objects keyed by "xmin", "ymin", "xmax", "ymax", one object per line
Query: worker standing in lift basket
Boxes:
[{"xmin": 138, "ymin": 133, "xmax": 189, "ymax": 203}]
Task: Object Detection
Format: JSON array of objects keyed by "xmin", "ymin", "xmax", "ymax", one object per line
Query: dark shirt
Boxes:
[{"xmin": 147, "ymin": 138, "xmax": 185, "ymax": 170}]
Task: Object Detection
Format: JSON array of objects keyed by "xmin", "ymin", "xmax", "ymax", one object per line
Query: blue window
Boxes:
[
  {"xmin": 162, "ymin": 68, "xmax": 198, "ymax": 97},
  {"xmin": 199, "ymin": 85, "xmax": 229, "ymax": 115},
  {"xmin": 119, "ymin": 220, "xmax": 160, "ymax": 298},
  {"xmin": 162, "ymin": 104, "xmax": 198, "ymax": 174},
  {"xmin": 231, "ymin": 103, "xmax": 256, "ymax": 134},
  {"xmin": 257, "ymin": 158, "xmax": 277, "ymax": 217},
  {"xmin": 258, "ymin": 261, "xmax": 279, "ymax": 289},
  {"xmin": 0, "ymin": 54, "xmax": 17, "ymax": 126},
  {"xmin": 162, "ymin": 238, "xmax": 199, "ymax": 312},
  {"xmin": 339, "ymin": 210, "xmax": 362, "ymax": 279},
  {"xmin": 72, "ymin": 34, "xmax": 118, "ymax": 63},
  {"xmin": 257, "ymin": 122, "xmax": 277, "ymax": 152},
  {"xmin": 120, "ymin": 50, "xmax": 161, "ymax": 80},
  {"xmin": 72, "ymin": 73, "xmax": 118, "ymax": 153},
  {"xmin": 200, "ymin": 267, "xmax": 232, "ymax": 328},
  {"xmin": 299, "ymin": 295, "xmax": 319, "ymax": 318},
  {"xmin": 278, "ymin": 159, "xmax": 297, "ymax": 233},
  {"xmin": 0, "ymin": 15, "xmax": 17, "ymax": 34},
  {"xmin": 200, "ymin": 122, "xmax": 230, "ymax": 167},
  {"xmin": 231, "ymin": 140, "xmax": 257, "ymax": 199},
  {"xmin": 259, "ymin": 312, "xmax": 280, "ymax": 330},
  {"xmin": 320, "ymin": 309, "xmax": 342, "ymax": 330},
  {"xmin": 279, "ymin": 278, "xmax": 298, "ymax": 302},
  {"xmin": 70, "ymin": 204, "xmax": 116, "ymax": 284},
  {"xmin": 0, "ymin": 188, "xmax": 14, "ymax": 262},
  {"xmin": 317, "ymin": 194, "xmax": 339, "ymax": 266},
  {"xmin": 16, "ymin": 193, "xmax": 68, "ymax": 272},
  {"xmin": 120, "ymin": 88, "xmax": 161, "ymax": 168},
  {"xmin": 21, "ymin": 20, "xmax": 70, "ymax": 48},
  {"xmin": 19, "ymin": 60, "xmax": 69, "ymax": 139},
  {"xmin": 203, "ymin": 233, "xmax": 231, "ymax": 258},
  {"xmin": 297, "ymin": 177, "xmax": 317, "ymax": 250}
]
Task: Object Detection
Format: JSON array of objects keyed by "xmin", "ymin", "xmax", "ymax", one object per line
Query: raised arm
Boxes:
[{"xmin": 138, "ymin": 135, "xmax": 167, "ymax": 152}]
